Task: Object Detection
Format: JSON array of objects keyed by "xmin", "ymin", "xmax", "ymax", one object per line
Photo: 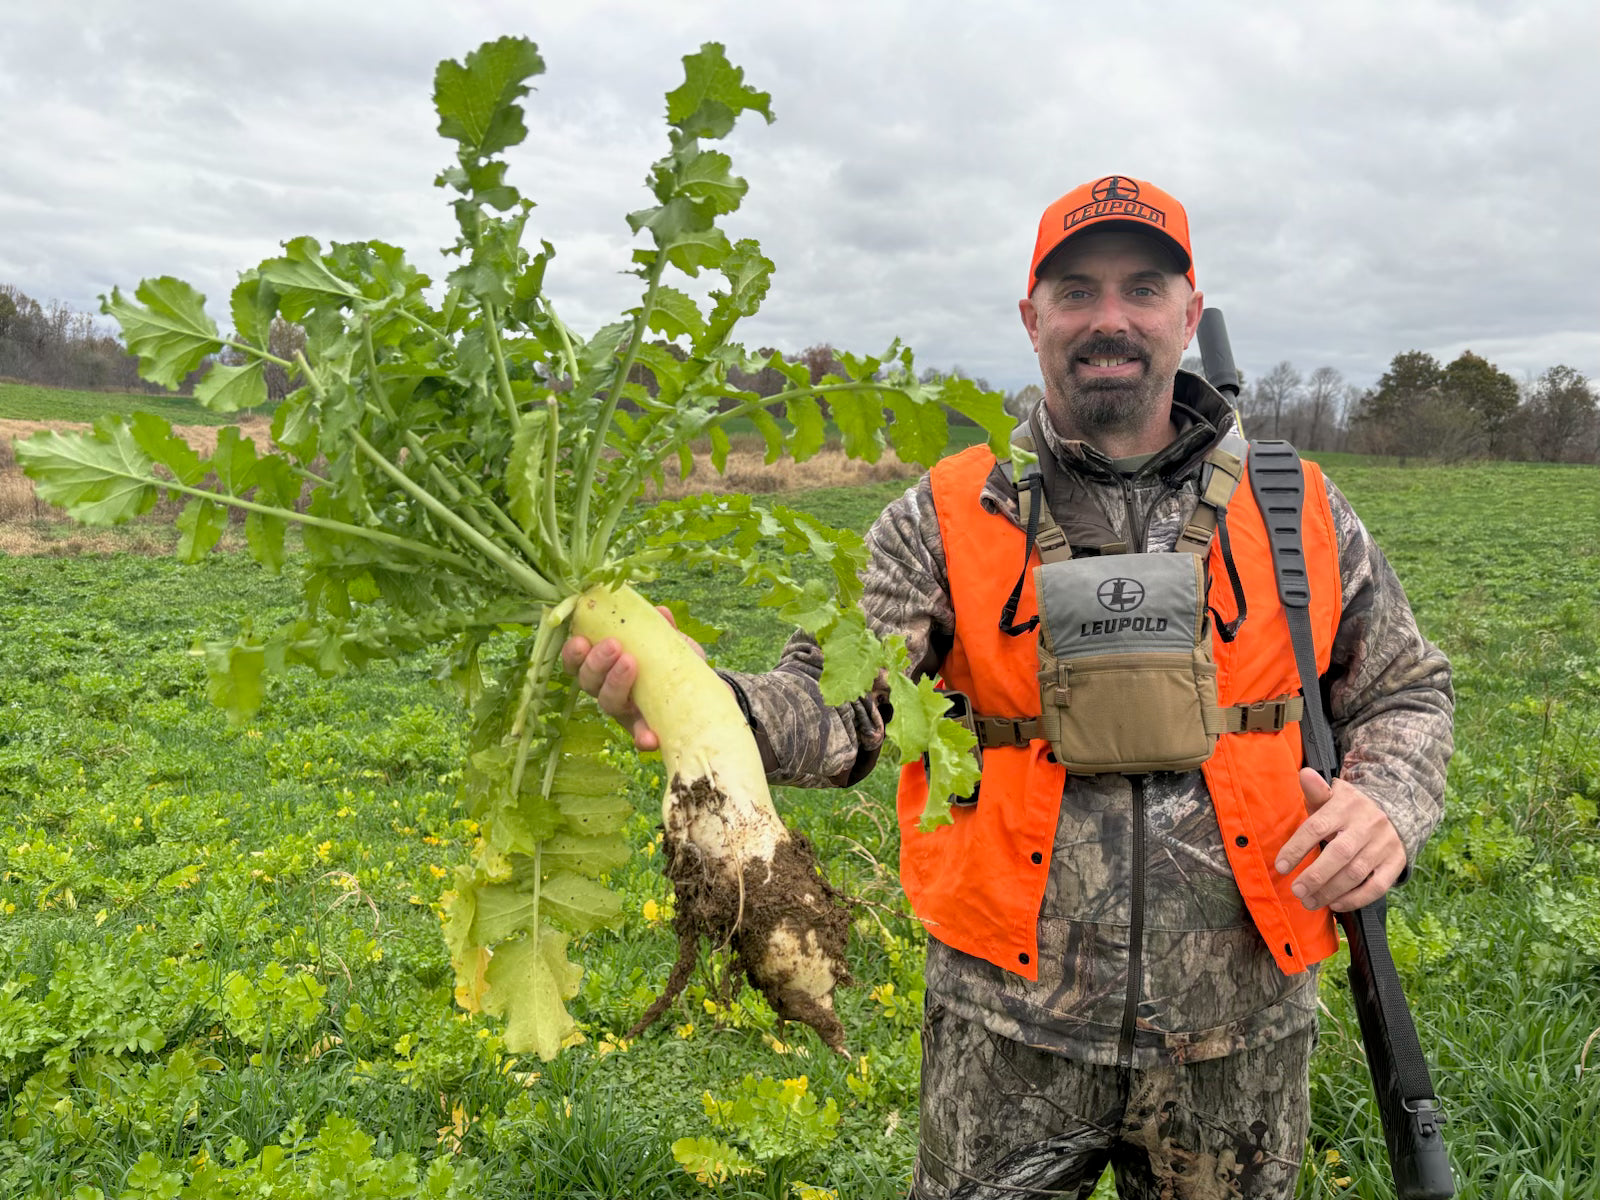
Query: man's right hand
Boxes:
[{"xmin": 560, "ymin": 607, "xmax": 703, "ymax": 752}]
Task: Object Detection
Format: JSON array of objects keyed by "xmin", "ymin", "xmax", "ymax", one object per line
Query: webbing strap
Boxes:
[{"xmin": 1247, "ymin": 440, "xmax": 1438, "ymax": 1106}]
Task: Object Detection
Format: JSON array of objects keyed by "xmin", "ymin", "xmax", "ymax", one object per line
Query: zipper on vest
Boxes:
[
  {"xmin": 1120, "ymin": 476, "xmax": 1145, "ymax": 552},
  {"xmin": 1118, "ymin": 773, "xmax": 1147, "ymax": 1069}
]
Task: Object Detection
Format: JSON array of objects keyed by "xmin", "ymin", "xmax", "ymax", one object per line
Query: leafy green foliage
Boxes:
[{"xmin": 18, "ymin": 35, "xmax": 1014, "ymax": 1060}]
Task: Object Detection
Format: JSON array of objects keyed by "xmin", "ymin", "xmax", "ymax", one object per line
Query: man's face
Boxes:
[{"xmin": 1018, "ymin": 229, "xmax": 1203, "ymax": 444}]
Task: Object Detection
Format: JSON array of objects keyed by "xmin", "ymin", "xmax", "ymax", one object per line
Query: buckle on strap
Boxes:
[
  {"xmin": 1230, "ymin": 694, "xmax": 1304, "ymax": 734},
  {"xmin": 974, "ymin": 715, "xmax": 1042, "ymax": 748}
]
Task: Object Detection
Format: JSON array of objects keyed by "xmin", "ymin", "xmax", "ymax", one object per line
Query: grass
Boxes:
[
  {"xmin": 0, "ymin": 380, "xmax": 273, "ymax": 426},
  {"xmin": 0, "ymin": 458, "xmax": 1596, "ymax": 1197}
]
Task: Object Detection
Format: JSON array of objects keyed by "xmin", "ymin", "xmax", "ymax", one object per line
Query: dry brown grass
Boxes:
[
  {"xmin": 648, "ymin": 435, "xmax": 922, "ymax": 498},
  {"xmin": 0, "ymin": 418, "xmax": 275, "ymax": 556}
]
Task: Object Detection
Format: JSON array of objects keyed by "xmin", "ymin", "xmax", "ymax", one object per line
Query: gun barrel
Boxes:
[{"xmin": 1197, "ymin": 309, "xmax": 1241, "ymax": 398}]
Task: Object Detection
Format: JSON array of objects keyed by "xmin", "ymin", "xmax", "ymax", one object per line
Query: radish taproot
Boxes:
[
  {"xmin": 19, "ymin": 35, "xmax": 1005, "ymax": 1059},
  {"xmin": 572, "ymin": 584, "xmax": 852, "ymax": 1050}
]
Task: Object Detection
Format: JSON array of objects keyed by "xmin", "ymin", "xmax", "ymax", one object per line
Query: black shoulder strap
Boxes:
[{"xmin": 1247, "ymin": 439, "xmax": 1441, "ymax": 1110}]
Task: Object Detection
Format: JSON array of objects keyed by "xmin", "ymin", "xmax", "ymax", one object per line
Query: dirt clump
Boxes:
[{"xmin": 625, "ymin": 775, "xmax": 854, "ymax": 1053}]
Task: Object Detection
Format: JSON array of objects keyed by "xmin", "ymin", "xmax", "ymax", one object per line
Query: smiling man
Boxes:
[{"xmin": 565, "ymin": 176, "xmax": 1454, "ymax": 1199}]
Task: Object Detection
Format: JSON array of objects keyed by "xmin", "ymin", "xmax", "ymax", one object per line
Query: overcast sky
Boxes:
[{"xmin": 2, "ymin": 0, "xmax": 1595, "ymax": 394}]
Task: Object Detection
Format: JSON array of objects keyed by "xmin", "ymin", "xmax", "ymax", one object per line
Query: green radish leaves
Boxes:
[{"xmin": 21, "ymin": 34, "xmax": 1018, "ymax": 1054}]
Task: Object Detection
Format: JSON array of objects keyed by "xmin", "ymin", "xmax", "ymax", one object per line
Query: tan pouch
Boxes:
[{"xmin": 1035, "ymin": 553, "xmax": 1222, "ymax": 774}]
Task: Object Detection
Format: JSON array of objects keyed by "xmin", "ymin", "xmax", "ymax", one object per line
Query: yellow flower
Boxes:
[
  {"xmin": 676, "ymin": 1022, "xmax": 695, "ymax": 1039},
  {"xmin": 642, "ymin": 898, "xmax": 661, "ymax": 923},
  {"xmin": 428, "ymin": 865, "xmax": 448, "ymax": 879}
]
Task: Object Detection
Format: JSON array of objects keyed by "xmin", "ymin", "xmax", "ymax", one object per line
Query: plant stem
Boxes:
[
  {"xmin": 151, "ymin": 478, "xmax": 474, "ymax": 569},
  {"xmin": 572, "ymin": 255, "xmax": 666, "ymax": 569},
  {"xmin": 485, "ymin": 304, "xmax": 522, "ymax": 432},
  {"xmin": 350, "ymin": 430, "xmax": 559, "ymax": 601}
]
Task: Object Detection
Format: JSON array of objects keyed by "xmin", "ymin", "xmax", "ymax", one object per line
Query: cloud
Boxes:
[{"xmin": 1, "ymin": 0, "xmax": 1594, "ymax": 393}]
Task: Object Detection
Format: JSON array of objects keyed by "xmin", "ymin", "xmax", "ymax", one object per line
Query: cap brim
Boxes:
[{"xmin": 1034, "ymin": 220, "xmax": 1192, "ymax": 285}]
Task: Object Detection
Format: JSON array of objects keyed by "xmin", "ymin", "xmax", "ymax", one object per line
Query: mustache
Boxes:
[{"xmin": 1072, "ymin": 336, "xmax": 1147, "ymax": 362}]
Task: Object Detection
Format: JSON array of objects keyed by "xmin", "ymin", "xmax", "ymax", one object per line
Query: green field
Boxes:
[
  {"xmin": 1, "ymin": 460, "xmax": 1597, "ymax": 1198},
  {"xmin": 0, "ymin": 381, "xmax": 271, "ymax": 427}
]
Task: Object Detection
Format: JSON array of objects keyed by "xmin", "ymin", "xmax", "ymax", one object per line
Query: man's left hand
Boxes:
[{"xmin": 1275, "ymin": 769, "xmax": 1407, "ymax": 912}]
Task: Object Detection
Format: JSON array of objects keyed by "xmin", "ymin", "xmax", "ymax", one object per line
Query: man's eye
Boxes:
[
  {"xmin": 1064, "ymin": 289, "xmax": 1092, "ymax": 301},
  {"xmin": 1130, "ymin": 286, "xmax": 1156, "ymax": 297}
]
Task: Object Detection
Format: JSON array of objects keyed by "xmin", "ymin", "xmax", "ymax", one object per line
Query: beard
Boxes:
[{"xmin": 1046, "ymin": 334, "xmax": 1169, "ymax": 440}]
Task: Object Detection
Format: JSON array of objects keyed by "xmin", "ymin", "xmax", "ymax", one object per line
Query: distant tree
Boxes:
[
  {"xmin": 264, "ymin": 316, "xmax": 307, "ymax": 403},
  {"xmin": 1522, "ymin": 365, "xmax": 1598, "ymax": 463},
  {"xmin": 1442, "ymin": 350, "xmax": 1519, "ymax": 456},
  {"xmin": 1005, "ymin": 383, "xmax": 1042, "ymax": 424},
  {"xmin": 1253, "ymin": 360, "xmax": 1302, "ymax": 439},
  {"xmin": 1351, "ymin": 350, "xmax": 1448, "ymax": 458},
  {"xmin": 798, "ymin": 343, "xmax": 843, "ymax": 384},
  {"xmin": 1300, "ymin": 365, "xmax": 1345, "ymax": 451}
]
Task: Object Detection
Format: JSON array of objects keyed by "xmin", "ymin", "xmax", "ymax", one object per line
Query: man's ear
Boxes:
[
  {"xmin": 1183, "ymin": 289, "xmax": 1204, "ymax": 347},
  {"xmin": 1019, "ymin": 296, "xmax": 1041, "ymax": 352}
]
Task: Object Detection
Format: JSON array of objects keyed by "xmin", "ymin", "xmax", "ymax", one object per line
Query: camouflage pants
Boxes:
[{"xmin": 911, "ymin": 1002, "xmax": 1312, "ymax": 1199}]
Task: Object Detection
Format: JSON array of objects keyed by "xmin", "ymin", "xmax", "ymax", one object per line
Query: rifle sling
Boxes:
[{"xmin": 1248, "ymin": 439, "xmax": 1438, "ymax": 1106}]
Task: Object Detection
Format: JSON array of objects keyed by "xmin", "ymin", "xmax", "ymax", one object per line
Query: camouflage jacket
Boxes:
[{"xmin": 720, "ymin": 373, "xmax": 1455, "ymax": 1068}]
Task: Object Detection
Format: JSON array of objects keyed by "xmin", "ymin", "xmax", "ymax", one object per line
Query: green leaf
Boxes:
[
  {"xmin": 554, "ymin": 789, "xmax": 634, "ymax": 837},
  {"xmin": 434, "ymin": 36, "xmax": 546, "ymax": 158},
  {"xmin": 817, "ymin": 611, "xmax": 884, "ymax": 706},
  {"xmin": 202, "ymin": 639, "xmax": 268, "ymax": 725},
  {"xmin": 470, "ymin": 883, "xmax": 541, "ymax": 945},
  {"xmin": 785, "ymin": 393, "xmax": 826, "ymax": 462},
  {"xmin": 128, "ymin": 412, "xmax": 206, "ymax": 486},
  {"xmin": 259, "ymin": 237, "xmax": 363, "ymax": 320},
  {"xmin": 709, "ymin": 424, "xmax": 731, "ymax": 474},
  {"xmin": 194, "ymin": 361, "xmax": 268, "ymax": 413},
  {"xmin": 481, "ymin": 925, "xmax": 583, "ymax": 1060},
  {"xmin": 245, "ymin": 512, "xmax": 288, "ymax": 573},
  {"xmin": 671, "ymin": 1136, "xmax": 762, "ymax": 1185},
  {"xmin": 885, "ymin": 389, "xmax": 948, "ymax": 467},
  {"xmin": 229, "ymin": 272, "xmax": 277, "ymax": 345},
  {"xmin": 666, "ymin": 43, "xmax": 773, "ymax": 139},
  {"xmin": 703, "ymin": 240, "xmax": 773, "ymax": 348},
  {"xmin": 15, "ymin": 418, "xmax": 160, "ymax": 525},
  {"xmin": 662, "ymin": 226, "xmax": 733, "ymax": 278},
  {"xmin": 938, "ymin": 376, "xmax": 1016, "ymax": 456},
  {"xmin": 271, "ymin": 387, "xmax": 319, "ymax": 459},
  {"xmin": 645, "ymin": 286, "xmax": 707, "ymax": 343},
  {"xmin": 675, "ymin": 149, "xmax": 746, "ymax": 214},
  {"xmin": 507, "ymin": 410, "xmax": 548, "ymax": 532},
  {"xmin": 887, "ymin": 673, "xmax": 982, "ymax": 831},
  {"xmin": 101, "ymin": 277, "xmax": 222, "ymax": 389},
  {"xmin": 539, "ymin": 834, "xmax": 631, "ymax": 878},
  {"xmin": 827, "ymin": 389, "xmax": 887, "ymax": 461},
  {"xmin": 541, "ymin": 872, "xmax": 623, "ymax": 933},
  {"xmin": 176, "ymin": 499, "xmax": 227, "ymax": 562}
]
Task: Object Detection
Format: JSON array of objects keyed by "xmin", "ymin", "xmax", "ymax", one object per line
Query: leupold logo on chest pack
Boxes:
[{"xmin": 1034, "ymin": 552, "xmax": 1221, "ymax": 774}]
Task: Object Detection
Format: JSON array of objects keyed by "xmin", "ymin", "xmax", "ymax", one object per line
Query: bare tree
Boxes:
[
  {"xmin": 1253, "ymin": 360, "xmax": 1302, "ymax": 440},
  {"xmin": 1300, "ymin": 366, "xmax": 1344, "ymax": 451},
  {"xmin": 1522, "ymin": 365, "xmax": 1598, "ymax": 463},
  {"xmin": 1005, "ymin": 383, "xmax": 1042, "ymax": 425}
]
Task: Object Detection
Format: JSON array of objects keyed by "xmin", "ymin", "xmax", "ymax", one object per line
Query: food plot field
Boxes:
[{"xmin": 0, "ymin": 460, "xmax": 1597, "ymax": 1199}]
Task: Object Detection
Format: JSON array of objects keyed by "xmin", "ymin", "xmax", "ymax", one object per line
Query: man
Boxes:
[{"xmin": 564, "ymin": 176, "xmax": 1453, "ymax": 1198}]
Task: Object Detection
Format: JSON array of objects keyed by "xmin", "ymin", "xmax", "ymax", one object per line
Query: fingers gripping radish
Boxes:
[{"xmin": 573, "ymin": 584, "xmax": 852, "ymax": 1052}]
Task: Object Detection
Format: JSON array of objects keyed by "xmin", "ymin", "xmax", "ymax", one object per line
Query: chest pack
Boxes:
[{"xmin": 963, "ymin": 425, "xmax": 1304, "ymax": 779}]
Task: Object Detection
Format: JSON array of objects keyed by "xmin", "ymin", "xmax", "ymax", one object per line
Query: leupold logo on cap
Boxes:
[
  {"xmin": 1092, "ymin": 176, "xmax": 1140, "ymax": 203},
  {"xmin": 1065, "ymin": 176, "xmax": 1165, "ymax": 233},
  {"xmin": 1097, "ymin": 577, "xmax": 1145, "ymax": 612}
]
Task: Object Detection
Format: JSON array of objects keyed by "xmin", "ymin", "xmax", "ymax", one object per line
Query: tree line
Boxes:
[
  {"xmin": 1218, "ymin": 350, "xmax": 1598, "ymax": 465},
  {"xmin": 4, "ymin": 284, "xmax": 1595, "ymax": 465}
]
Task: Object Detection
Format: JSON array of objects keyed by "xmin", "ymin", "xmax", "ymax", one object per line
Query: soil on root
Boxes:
[{"xmin": 624, "ymin": 775, "xmax": 854, "ymax": 1053}]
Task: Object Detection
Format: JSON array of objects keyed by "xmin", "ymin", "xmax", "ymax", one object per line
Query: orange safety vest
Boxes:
[{"xmin": 897, "ymin": 443, "xmax": 1342, "ymax": 981}]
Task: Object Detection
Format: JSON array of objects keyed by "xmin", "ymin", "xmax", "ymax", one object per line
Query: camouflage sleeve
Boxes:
[
  {"xmin": 716, "ymin": 473, "xmax": 955, "ymax": 789},
  {"xmin": 1322, "ymin": 478, "xmax": 1455, "ymax": 866}
]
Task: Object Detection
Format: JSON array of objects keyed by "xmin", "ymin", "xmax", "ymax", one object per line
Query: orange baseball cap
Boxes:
[{"xmin": 1027, "ymin": 175, "xmax": 1195, "ymax": 294}]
